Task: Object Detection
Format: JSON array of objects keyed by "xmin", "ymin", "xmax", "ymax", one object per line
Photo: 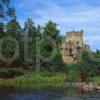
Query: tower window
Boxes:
[
  {"xmin": 69, "ymin": 48, "xmax": 73, "ymax": 55},
  {"xmin": 77, "ymin": 41, "xmax": 79, "ymax": 45},
  {"xmin": 69, "ymin": 40, "xmax": 71, "ymax": 43}
]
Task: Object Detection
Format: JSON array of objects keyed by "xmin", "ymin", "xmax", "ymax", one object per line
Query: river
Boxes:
[{"xmin": 0, "ymin": 88, "xmax": 100, "ymax": 100}]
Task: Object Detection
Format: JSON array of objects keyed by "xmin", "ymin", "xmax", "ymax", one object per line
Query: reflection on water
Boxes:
[{"xmin": 0, "ymin": 88, "xmax": 100, "ymax": 100}]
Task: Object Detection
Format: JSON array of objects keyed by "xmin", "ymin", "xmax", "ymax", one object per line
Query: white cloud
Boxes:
[
  {"xmin": 16, "ymin": 0, "xmax": 100, "ymax": 24},
  {"xmin": 16, "ymin": 0, "xmax": 100, "ymax": 50},
  {"xmin": 16, "ymin": 0, "xmax": 36, "ymax": 9},
  {"xmin": 84, "ymin": 36, "xmax": 100, "ymax": 42},
  {"xmin": 84, "ymin": 36, "xmax": 100, "ymax": 50}
]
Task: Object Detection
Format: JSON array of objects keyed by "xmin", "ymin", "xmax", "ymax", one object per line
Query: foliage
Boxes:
[
  {"xmin": 92, "ymin": 50, "xmax": 100, "ymax": 75},
  {"xmin": 0, "ymin": 68, "xmax": 24, "ymax": 78},
  {"xmin": 5, "ymin": 19, "xmax": 22, "ymax": 39},
  {"xmin": 22, "ymin": 18, "xmax": 36, "ymax": 68},
  {"xmin": 93, "ymin": 50, "xmax": 100, "ymax": 58},
  {"xmin": 0, "ymin": 0, "xmax": 99, "ymax": 83},
  {"xmin": 38, "ymin": 20, "xmax": 64, "ymax": 72},
  {"xmin": 76, "ymin": 61, "xmax": 94, "ymax": 77},
  {"xmin": 92, "ymin": 76, "xmax": 100, "ymax": 84},
  {"xmin": 43, "ymin": 20, "xmax": 61, "ymax": 45},
  {"xmin": 0, "ymin": 0, "xmax": 16, "ymax": 20},
  {"xmin": 0, "ymin": 71, "xmax": 66, "ymax": 90},
  {"xmin": 0, "ymin": 17, "xmax": 100, "ymax": 82},
  {"xmin": 1, "ymin": 39, "xmax": 16, "ymax": 57},
  {"xmin": 66, "ymin": 64, "xmax": 78, "ymax": 81},
  {"xmin": 0, "ymin": 22, "xmax": 5, "ymax": 37},
  {"xmin": 66, "ymin": 51, "xmax": 99, "ymax": 81}
]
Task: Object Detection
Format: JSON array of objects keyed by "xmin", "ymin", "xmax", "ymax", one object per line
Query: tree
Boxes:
[
  {"xmin": 93, "ymin": 50, "xmax": 100, "ymax": 58},
  {"xmin": 24, "ymin": 18, "xmax": 36, "ymax": 38},
  {"xmin": 49, "ymin": 50, "xmax": 65, "ymax": 72},
  {"xmin": 43, "ymin": 20, "xmax": 61, "ymax": 46},
  {"xmin": 5, "ymin": 19, "xmax": 22, "ymax": 40},
  {"xmin": 0, "ymin": 19, "xmax": 22, "ymax": 67},
  {"xmin": 0, "ymin": 0, "xmax": 15, "ymax": 21},
  {"xmin": 0, "ymin": 22, "xmax": 5, "ymax": 37},
  {"xmin": 76, "ymin": 61, "xmax": 94, "ymax": 78},
  {"xmin": 92, "ymin": 50, "xmax": 100, "ymax": 75},
  {"xmin": 66, "ymin": 64, "xmax": 79, "ymax": 81},
  {"xmin": 22, "ymin": 18, "xmax": 36, "ymax": 68},
  {"xmin": 82, "ymin": 51, "xmax": 100, "ymax": 76},
  {"xmin": 1, "ymin": 38, "xmax": 15, "ymax": 58},
  {"xmin": 39, "ymin": 21, "xmax": 64, "ymax": 72},
  {"xmin": 35, "ymin": 25, "xmax": 42, "ymax": 39}
]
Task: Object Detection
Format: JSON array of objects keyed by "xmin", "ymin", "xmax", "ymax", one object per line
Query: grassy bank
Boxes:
[
  {"xmin": 0, "ymin": 71, "xmax": 66, "ymax": 91},
  {"xmin": 0, "ymin": 67, "xmax": 99, "ymax": 91},
  {"xmin": 92, "ymin": 76, "xmax": 100, "ymax": 84}
]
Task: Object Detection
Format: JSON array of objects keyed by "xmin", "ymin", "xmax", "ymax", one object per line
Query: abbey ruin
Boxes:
[{"xmin": 60, "ymin": 30, "xmax": 91, "ymax": 63}]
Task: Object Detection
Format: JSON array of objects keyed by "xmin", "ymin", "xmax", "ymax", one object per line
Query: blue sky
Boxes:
[{"xmin": 13, "ymin": 0, "xmax": 100, "ymax": 51}]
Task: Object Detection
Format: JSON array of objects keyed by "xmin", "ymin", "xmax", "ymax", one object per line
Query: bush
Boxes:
[{"xmin": 0, "ymin": 68, "xmax": 24, "ymax": 79}]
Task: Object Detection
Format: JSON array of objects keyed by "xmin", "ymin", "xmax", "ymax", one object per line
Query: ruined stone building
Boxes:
[{"xmin": 60, "ymin": 30, "xmax": 91, "ymax": 63}]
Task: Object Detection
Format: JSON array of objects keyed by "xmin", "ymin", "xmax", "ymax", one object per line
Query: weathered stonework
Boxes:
[{"xmin": 60, "ymin": 30, "xmax": 91, "ymax": 63}]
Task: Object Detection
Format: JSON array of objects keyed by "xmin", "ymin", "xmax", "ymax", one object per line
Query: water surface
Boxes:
[{"xmin": 0, "ymin": 88, "xmax": 100, "ymax": 100}]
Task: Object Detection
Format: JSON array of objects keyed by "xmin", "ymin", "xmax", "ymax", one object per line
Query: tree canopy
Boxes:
[{"xmin": 0, "ymin": 0, "xmax": 15, "ymax": 21}]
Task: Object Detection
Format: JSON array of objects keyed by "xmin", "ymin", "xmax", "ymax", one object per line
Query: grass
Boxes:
[
  {"xmin": 92, "ymin": 76, "xmax": 100, "ymax": 84},
  {"xmin": 0, "ymin": 67, "xmax": 99, "ymax": 91},
  {"xmin": 0, "ymin": 71, "xmax": 66, "ymax": 91}
]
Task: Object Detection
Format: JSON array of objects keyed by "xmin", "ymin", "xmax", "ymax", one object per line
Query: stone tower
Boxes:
[
  {"xmin": 60, "ymin": 29, "xmax": 90, "ymax": 63},
  {"xmin": 66, "ymin": 29, "xmax": 83, "ymax": 47}
]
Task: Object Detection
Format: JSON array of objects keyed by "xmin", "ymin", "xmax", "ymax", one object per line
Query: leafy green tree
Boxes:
[
  {"xmin": 0, "ymin": 19, "xmax": 22, "ymax": 67},
  {"xmin": 60, "ymin": 35, "xmax": 66, "ymax": 42},
  {"xmin": 24, "ymin": 18, "xmax": 36, "ymax": 38},
  {"xmin": 76, "ymin": 61, "xmax": 95, "ymax": 81},
  {"xmin": 82, "ymin": 51, "xmax": 100, "ymax": 76},
  {"xmin": 66, "ymin": 64, "xmax": 78, "ymax": 81},
  {"xmin": 92, "ymin": 50, "xmax": 100, "ymax": 75},
  {"xmin": 43, "ymin": 20, "xmax": 61, "ymax": 45},
  {"xmin": 39, "ymin": 21, "xmax": 64, "ymax": 72},
  {"xmin": 5, "ymin": 19, "xmax": 22, "ymax": 40},
  {"xmin": 22, "ymin": 18, "xmax": 36, "ymax": 68},
  {"xmin": 0, "ymin": 22, "xmax": 5, "ymax": 37},
  {"xmin": 93, "ymin": 50, "xmax": 100, "ymax": 58},
  {"xmin": 0, "ymin": 0, "xmax": 15, "ymax": 20},
  {"xmin": 49, "ymin": 51, "xmax": 65, "ymax": 72},
  {"xmin": 1, "ymin": 39, "xmax": 15, "ymax": 58},
  {"xmin": 35, "ymin": 25, "xmax": 42, "ymax": 39}
]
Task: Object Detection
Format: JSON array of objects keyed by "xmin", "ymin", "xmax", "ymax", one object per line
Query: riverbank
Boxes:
[
  {"xmin": 78, "ymin": 76, "xmax": 100, "ymax": 92},
  {"xmin": 92, "ymin": 76, "xmax": 100, "ymax": 84},
  {"xmin": 0, "ymin": 68, "xmax": 100, "ymax": 91},
  {"xmin": 0, "ymin": 71, "xmax": 66, "ymax": 91}
]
